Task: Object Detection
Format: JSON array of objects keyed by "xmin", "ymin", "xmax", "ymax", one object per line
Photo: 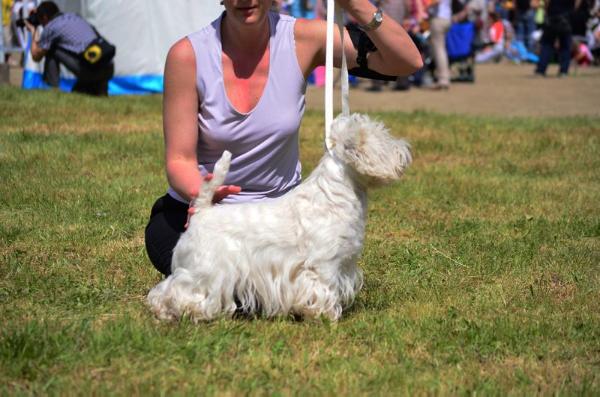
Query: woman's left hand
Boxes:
[{"xmin": 213, "ymin": 184, "xmax": 242, "ymax": 203}]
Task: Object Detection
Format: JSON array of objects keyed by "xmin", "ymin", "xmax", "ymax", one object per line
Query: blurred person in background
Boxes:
[
  {"xmin": 535, "ymin": 0, "xmax": 581, "ymax": 76},
  {"xmin": 475, "ymin": 10, "xmax": 507, "ymax": 61},
  {"xmin": 514, "ymin": 0, "xmax": 538, "ymax": 51},
  {"xmin": 534, "ymin": 0, "xmax": 547, "ymax": 26},
  {"xmin": 2, "ymin": 0, "xmax": 13, "ymax": 63},
  {"xmin": 570, "ymin": 0, "xmax": 594, "ymax": 37},
  {"xmin": 427, "ymin": 0, "xmax": 453, "ymax": 89},
  {"xmin": 571, "ymin": 35, "xmax": 593, "ymax": 64},
  {"xmin": 569, "ymin": 0, "xmax": 595, "ymax": 65},
  {"xmin": 495, "ymin": 0, "xmax": 514, "ymax": 20},
  {"xmin": 427, "ymin": 0, "xmax": 470, "ymax": 89},
  {"xmin": 587, "ymin": 3, "xmax": 600, "ymax": 61},
  {"xmin": 25, "ymin": 1, "xmax": 114, "ymax": 95},
  {"xmin": 10, "ymin": 0, "xmax": 34, "ymax": 57}
]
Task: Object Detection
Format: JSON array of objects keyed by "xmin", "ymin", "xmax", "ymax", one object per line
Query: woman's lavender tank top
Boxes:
[{"xmin": 168, "ymin": 12, "xmax": 306, "ymax": 204}]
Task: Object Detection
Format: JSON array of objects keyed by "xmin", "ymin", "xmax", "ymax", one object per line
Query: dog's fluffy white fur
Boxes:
[{"xmin": 147, "ymin": 113, "xmax": 412, "ymax": 322}]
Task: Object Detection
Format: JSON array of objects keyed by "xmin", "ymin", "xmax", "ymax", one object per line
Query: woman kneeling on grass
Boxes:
[{"xmin": 144, "ymin": 0, "xmax": 423, "ymax": 276}]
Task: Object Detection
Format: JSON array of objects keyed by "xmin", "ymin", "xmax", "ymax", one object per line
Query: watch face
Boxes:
[{"xmin": 361, "ymin": 8, "xmax": 383, "ymax": 30}]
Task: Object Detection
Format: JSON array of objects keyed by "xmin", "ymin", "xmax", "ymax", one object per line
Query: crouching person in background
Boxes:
[{"xmin": 24, "ymin": 1, "xmax": 115, "ymax": 96}]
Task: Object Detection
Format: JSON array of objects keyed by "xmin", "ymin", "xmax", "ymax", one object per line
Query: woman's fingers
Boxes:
[{"xmin": 213, "ymin": 185, "xmax": 242, "ymax": 203}]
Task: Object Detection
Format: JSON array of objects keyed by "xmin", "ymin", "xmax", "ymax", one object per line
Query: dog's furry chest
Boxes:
[{"xmin": 294, "ymin": 189, "xmax": 366, "ymax": 259}]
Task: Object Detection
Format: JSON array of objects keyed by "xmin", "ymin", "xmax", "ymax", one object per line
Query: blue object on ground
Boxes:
[
  {"xmin": 446, "ymin": 22, "xmax": 476, "ymax": 60},
  {"xmin": 511, "ymin": 40, "xmax": 539, "ymax": 63}
]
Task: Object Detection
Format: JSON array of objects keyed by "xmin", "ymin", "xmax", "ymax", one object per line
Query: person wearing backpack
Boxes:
[{"xmin": 24, "ymin": 1, "xmax": 115, "ymax": 96}]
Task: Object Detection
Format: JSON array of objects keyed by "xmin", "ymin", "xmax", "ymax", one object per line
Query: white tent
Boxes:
[{"xmin": 23, "ymin": 0, "xmax": 223, "ymax": 94}]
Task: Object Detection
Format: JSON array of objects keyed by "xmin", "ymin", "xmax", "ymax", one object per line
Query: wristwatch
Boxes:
[{"xmin": 359, "ymin": 8, "xmax": 383, "ymax": 31}]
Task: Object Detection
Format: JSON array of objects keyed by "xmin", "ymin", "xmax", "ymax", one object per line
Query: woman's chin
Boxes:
[{"xmin": 230, "ymin": 7, "xmax": 266, "ymax": 25}]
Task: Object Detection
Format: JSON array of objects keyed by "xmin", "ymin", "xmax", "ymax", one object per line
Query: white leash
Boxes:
[{"xmin": 325, "ymin": 0, "xmax": 350, "ymax": 155}]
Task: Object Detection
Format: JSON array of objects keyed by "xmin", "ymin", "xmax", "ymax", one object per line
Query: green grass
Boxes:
[{"xmin": 1, "ymin": 86, "xmax": 599, "ymax": 395}]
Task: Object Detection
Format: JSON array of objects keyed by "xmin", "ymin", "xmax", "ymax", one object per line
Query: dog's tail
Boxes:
[{"xmin": 192, "ymin": 150, "xmax": 232, "ymax": 209}]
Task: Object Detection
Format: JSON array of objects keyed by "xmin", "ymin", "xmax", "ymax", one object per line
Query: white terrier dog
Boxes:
[{"xmin": 147, "ymin": 113, "xmax": 412, "ymax": 322}]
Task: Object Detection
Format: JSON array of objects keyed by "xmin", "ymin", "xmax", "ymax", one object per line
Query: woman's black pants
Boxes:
[{"xmin": 144, "ymin": 194, "xmax": 188, "ymax": 276}]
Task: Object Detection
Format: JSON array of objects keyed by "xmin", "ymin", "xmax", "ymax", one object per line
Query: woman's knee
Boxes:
[
  {"xmin": 144, "ymin": 195, "xmax": 188, "ymax": 276},
  {"xmin": 145, "ymin": 219, "xmax": 174, "ymax": 276}
]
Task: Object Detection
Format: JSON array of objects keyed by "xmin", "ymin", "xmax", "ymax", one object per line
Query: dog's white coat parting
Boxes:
[{"xmin": 147, "ymin": 113, "xmax": 412, "ymax": 322}]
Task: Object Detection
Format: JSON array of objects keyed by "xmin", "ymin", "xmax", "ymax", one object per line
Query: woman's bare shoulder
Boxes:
[
  {"xmin": 294, "ymin": 18, "xmax": 326, "ymax": 43},
  {"xmin": 164, "ymin": 37, "xmax": 197, "ymax": 93},
  {"xmin": 166, "ymin": 37, "xmax": 196, "ymax": 65}
]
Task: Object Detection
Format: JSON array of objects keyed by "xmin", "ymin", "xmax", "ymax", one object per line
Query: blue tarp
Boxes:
[{"xmin": 22, "ymin": 70, "xmax": 163, "ymax": 95}]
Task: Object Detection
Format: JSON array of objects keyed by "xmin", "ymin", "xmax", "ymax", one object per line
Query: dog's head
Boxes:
[{"xmin": 330, "ymin": 113, "xmax": 412, "ymax": 187}]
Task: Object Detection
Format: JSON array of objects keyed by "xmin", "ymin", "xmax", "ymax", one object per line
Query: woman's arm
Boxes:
[
  {"xmin": 163, "ymin": 38, "xmax": 203, "ymax": 202},
  {"xmin": 163, "ymin": 38, "xmax": 241, "ymax": 204},
  {"xmin": 295, "ymin": 0, "xmax": 423, "ymax": 77},
  {"xmin": 338, "ymin": 0, "xmax": 423, "ymax": 75}
]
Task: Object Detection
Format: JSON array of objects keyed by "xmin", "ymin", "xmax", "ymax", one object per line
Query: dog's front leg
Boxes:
[{"xmin": 290, "ymin": 267, "xmax": 344, "ymax": 321}]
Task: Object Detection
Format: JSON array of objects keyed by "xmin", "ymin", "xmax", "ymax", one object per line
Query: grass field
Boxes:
[{"xmin": 1, "ymin": 86, "xmax": 599, "ymax": 395}]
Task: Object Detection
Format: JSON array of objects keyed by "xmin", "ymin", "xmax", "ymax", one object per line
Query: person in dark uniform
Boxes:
[{"xmin": 535, "ymin": 0, "xmax": 581, "ymax": 76}]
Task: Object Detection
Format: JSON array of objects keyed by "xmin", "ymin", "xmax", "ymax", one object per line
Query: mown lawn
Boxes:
[{"xmin": 1, "ymin": 86, "xmax": 598, "ymax": 395}]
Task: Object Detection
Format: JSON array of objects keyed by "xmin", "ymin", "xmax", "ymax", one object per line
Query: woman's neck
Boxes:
[{"xmin": 221, "ymin": 12, "xmax": 270, "ymax": 56}]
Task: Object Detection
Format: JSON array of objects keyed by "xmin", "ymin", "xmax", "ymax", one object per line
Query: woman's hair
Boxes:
[{"xmin": 36, "ymin": 1, "xmax": 60, "ymax": 20}]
